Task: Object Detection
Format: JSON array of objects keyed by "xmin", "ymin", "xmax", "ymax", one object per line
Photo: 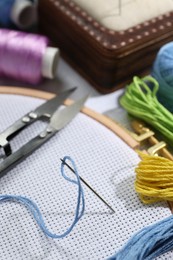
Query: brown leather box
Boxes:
[{"xmin": 38, "ymin": 0, "xmax": 173, "ymax": 93}]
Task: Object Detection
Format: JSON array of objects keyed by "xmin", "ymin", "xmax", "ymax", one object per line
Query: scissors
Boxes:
[{"xmin": 0, "ymin": 88, "xmax": 87, "ymax": 177}]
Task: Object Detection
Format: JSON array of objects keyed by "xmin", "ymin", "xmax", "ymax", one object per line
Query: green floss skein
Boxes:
[{"xmin": 120, "ymin": 76, "xmax": 173, "ymax": 144}]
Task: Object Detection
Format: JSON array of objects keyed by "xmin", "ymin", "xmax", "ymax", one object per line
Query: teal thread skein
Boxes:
[
  {"xmin": 0, "ymin": 156, "xmax": 85, "ymax": 239},
  {"xmin": 152, "ymin": 42, "xmax": 173, "ymax": 112}
]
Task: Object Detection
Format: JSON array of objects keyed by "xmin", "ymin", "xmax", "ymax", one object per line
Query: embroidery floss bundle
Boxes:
[
  {"xmin": 0, "ymin": 156, "xmax": 85, "ymax": 238},
  {"xmin": 135, "ymin": 152, "xmax": 173, "ymax": 204},
  {"xmin": 0, "ymin": 29, "xmax": 59, "ymax": 84},
  {"xmin": 108, "ymin": 153, "xmax": 173, "ymax": 260},
  {"xmin": 0, "ymin": 0, "xmax": 37, "ymax": 29},
  {"xmin": 152, "ymin": 42, "xmax": 173, "ymax": 112},
  {"xmin": 109, "ymin": 214, "xmax": 173, "ymax": 260},
  {"xmin": 120, "ymin": 76, "xmax": 173, "ymax": 143}
]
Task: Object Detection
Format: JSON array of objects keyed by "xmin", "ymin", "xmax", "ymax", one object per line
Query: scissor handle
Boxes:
[
  {"xmin": 0, "ymin": 129, "xmax": 56, "ymax": 177},
  {"xmin": 0, "ymin": 111, "xmax": 45, "ymax": 156}
]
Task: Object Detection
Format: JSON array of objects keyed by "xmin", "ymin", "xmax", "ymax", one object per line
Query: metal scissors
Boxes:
[{"xmin": 0, "ymin": 88, "xmax": 87, "ymax": 177}]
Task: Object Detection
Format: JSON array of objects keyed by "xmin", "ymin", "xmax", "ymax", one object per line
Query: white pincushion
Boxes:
[{"xmin": 73, "ymin": 0, "xmax": 173, "ymax": 30}]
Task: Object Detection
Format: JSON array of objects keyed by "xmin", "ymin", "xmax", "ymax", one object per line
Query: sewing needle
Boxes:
[{"xmin": 60, "ymin": 159, "xmax": 115, "ymax": 214}]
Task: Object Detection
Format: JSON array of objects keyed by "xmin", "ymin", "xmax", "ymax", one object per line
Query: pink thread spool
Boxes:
[{"xmin": 0, "ymin": 29, "xmax": 59, "ymax": 84}]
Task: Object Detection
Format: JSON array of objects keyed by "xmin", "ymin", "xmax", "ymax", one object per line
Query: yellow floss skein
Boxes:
[{"xmin": 135, "ymin": 152, "xmax": 173, "ymax": 204}]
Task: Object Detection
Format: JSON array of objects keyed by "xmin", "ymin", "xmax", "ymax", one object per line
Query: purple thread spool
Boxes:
[{"xmin": 0, "ymin": 29, "xmax": 59, "ymax": 84}]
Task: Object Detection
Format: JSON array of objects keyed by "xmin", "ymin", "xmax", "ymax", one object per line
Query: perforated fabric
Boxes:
[{"xmin": 0, "ymin": 94, "xmax": 171, "ymax": 260}]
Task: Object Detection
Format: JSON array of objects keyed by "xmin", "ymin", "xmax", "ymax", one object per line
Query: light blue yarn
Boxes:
[
  {"xmin": 0, "ymin": 156, "xmax": 85, "ymax": 239},
  {"xmin": 108, "ymin": 214, "xmax": 173, "ymax": 260},
  {"xmin": 152, "ymin": 41, "xmax": 173, "ymax": 112}
]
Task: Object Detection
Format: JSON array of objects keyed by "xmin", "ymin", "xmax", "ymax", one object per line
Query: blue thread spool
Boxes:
[
  {"xmin": 0, "ymin": 0, "xmax": 37, "ymax": 29},
  {"xmin": 152, "ymin": 42, "xmax": 173, "ymax": 112}
]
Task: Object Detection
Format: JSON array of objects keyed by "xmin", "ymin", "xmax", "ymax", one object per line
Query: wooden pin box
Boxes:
[{"xmin": 38, "ymin": 0, "xmax": 173, "ymax": 93}]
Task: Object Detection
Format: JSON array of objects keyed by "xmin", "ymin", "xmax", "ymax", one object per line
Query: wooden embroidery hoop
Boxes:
[{"xmin": 1, "ymin": 86, "xmax": 173, "ymax": 212}]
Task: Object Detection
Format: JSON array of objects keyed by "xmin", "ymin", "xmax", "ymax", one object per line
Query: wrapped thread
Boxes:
[
  {"xmin": 109, "ymin": 153, "xmax": 173, "ymax": 260},
  {"xmin": 135, "ymin": 152, "xmax": 173, "ymax": 204},
  {"xmin": 0, "ymin": 29, "xmax": 59, "ymax": 84},
  {"xmin": 110, "ymin": 65, "xmax": 173, "ymax": 260},
  {"xmin": 110, "ymin": 81, "xmax": 173, "ymax": 258},
  {"xmin": 152, "ymin": 42, "xmax": 173, "ymax": 112},
  {"xmin": 109, "ymin": 213, "xmax": 173, "ymax": 260},
  {"xmin": 120, "ymin": 76, "xmax": 173, "ymax": 144}
]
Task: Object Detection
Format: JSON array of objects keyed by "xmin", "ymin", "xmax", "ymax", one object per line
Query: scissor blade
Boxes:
[
  {"xmin": 0, "ymin": 95, "xmax": 88, "ymax": 177},
  {"xmin": 0, "ymin": 87, "xmax": 76, "ymax": 151},
  {"xmin": 50, "ymin": 95, "xmax": 88, "ymax": 131},
  {"xmin": 35, "ymin": 87, "xmax": 77, "ymax": 116}
]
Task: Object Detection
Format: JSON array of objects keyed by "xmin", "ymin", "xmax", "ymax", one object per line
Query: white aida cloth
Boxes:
[
  {"xmin": 73, "ymin": 0, "xmax": 173, "ymax": 31},
  {"xmin": 0, "ymin": 94, "xmax": 172, "ymax": 260}
]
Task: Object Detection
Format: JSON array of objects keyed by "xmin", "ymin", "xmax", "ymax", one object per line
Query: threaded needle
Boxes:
[{"xmin": 60, "ymin": 158, "xmax": 115, "ymax": 214}]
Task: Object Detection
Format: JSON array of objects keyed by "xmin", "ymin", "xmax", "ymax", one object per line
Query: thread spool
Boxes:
[
  {"xmin": 152, "ymin": 42, "xmax": 173, "ymax": 112},
  {"xmin": 0, "ymin": 0, "xmax": 37, "ymax": 29},
  {"xmin": 0, "ymin": 29, "xmax": 59, "ymax": 84}
]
